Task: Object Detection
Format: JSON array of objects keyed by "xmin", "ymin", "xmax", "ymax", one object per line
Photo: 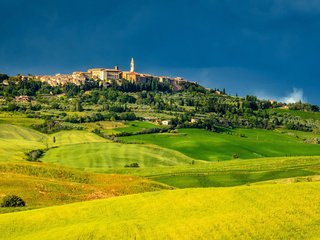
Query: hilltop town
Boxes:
[{"xmin": 29, "ymin": 58, "xmax": 191, "ymax": 88}]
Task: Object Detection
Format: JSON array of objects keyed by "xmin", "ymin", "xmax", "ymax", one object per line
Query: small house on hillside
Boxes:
[
  {"xmin": 161, "ymin": 120, "xmax": 172, "ymax": 126},
  {"xmin": 190, "ymin": 118, "xmax": 197, "ymax": 123}
]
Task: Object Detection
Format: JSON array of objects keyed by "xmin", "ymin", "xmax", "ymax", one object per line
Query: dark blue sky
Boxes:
[{"xmin": 1, "ymin": 0, "xmax": 319, "ymax": 104}]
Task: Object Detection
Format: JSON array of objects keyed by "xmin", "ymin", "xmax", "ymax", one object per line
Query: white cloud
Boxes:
[
  {"xmin": 281, "ymin": 88, "xmax": 304, "ymax": 103},
  {"xmin": 255, "ymin": 88, "xmax": 305, "ymax": 103}
]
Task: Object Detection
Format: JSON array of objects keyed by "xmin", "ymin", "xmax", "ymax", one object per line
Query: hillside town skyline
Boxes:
[{"xmin": 18, "ymin": 58, "xmax": 192, "ymax": 88}]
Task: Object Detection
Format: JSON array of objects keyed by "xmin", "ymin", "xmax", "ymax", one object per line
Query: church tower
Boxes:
[{"xmin": 130, "ymin": 57, "xmax": 135, "ymax": 72}]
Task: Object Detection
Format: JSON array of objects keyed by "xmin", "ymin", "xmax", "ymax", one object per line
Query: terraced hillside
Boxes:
[
  {"xmin": 1, "ymin": 182, "xmax": 319, "ymax": 239},
  {"xmin": 269, "ymin": 109, "xmax": 320, "ymax": 121}
]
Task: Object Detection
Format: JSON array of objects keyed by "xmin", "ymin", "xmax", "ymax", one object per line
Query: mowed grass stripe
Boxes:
[
  {"xmin": 0, "ymin": 182, "xmax": 319, "ymax": 239},
  {"xmin": 0, "ymin": 124, "xmax": 46, "ymax": 161},
  {"xmin": 48, "ymin": 130, "xmax": 107, "ymax": 147},
  {"xmin": 41, "ymin": 142, "xmax": 194, "ymax": 168},
  {"xmin": 0, "ymin": 113, "xmax": 44, "ymax": 127},
  {"xmin": 0, "ymin": 124, "xmax": 45, "ymax": 141},
  {"xmin": 0, "ymin": 124, "xmax": 106, "ymax": 162}
]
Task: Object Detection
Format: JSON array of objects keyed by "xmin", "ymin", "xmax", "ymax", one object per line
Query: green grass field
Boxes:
[
  {"xmin": 41, "ymin": 142, "xmax": 194, "ymax": 169},
  {"xmin": 101, "ymin": 156, "xmax": 320, "ymax": 188},
  {"xmin": 0, "ymin": 122, "xmax": 194, "ymax": 168},
  {"xmin": 121, "ymin": 128, "xmax": 320, "ymax": 161},
  {"xmin": 0, "ymin": 112, "xmax": 44, "ymax": 127},
  {"xmin": 0, "ymin": 124, "xmax": 46, "ymax": 161},
  {"xmin": 0, "ymin": 162, "xmax": 171, "ymax": 213},
  {"xmin": 153, "ymin": 169, "xmax": 316, "ymax": 188},
  {"xmin": 1, "ymin": 182, "xmax": 319, "ymax": 239},
  {"xmin": 1, "ymin": 118, "xmax": 320, "ymax": 189},
  {"xmin": 49, "ymin": 130, "xmax": 107, "ymax": 147},
  {"xmin": 102, "ymin": 120, "xmax": 164, "ymax": 134},
  {"xmin": 0, "ymin": 124, "xmax": 108, "ymax": 162},
  {"xmin": 2, "ymin": 115, "xmax": 320, "ymax": 165}
]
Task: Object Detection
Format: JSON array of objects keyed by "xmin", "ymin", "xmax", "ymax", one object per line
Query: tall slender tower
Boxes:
[{"xmin": 130, "ymin": 57, "xmax": 135, "ymax": 72}]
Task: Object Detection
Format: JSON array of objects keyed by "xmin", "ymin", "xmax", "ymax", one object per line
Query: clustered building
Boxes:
[{"xmin": 34, "ymin": 58, "xmax": 189, "ymax": 87}]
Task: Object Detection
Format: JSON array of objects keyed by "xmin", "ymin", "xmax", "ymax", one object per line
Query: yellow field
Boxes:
[{"xmin": 1, "ymin": 182, "xmax": 319, "ymax": 239}]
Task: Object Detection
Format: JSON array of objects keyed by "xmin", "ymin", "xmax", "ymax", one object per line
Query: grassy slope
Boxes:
[
  {"xmin": 2, "ymin": 118, "xmax": 320, "ymax": 166},
  {"xmin": 0, "ymin": 124, "xmax": 46, "ymax": 161},
  {"xmin": 0, "ymin": 112, "xmax": 44, "ymax": 127},
  {"xmin": 1, "ymin": 182, "xmax": 319, "ymax": 240},
  {"xmin": 41, "ymin": 142, "xmax": 194, "ymax": 169},
  {"xmin": 101, "ymin": 156, "xmax": 320, "ymax": 188},
  {"xmin": 0, "ymin": 162, "xmax": 171, "ymax": 213},
  {"xmin": 269, "ymin": 109, "xmax": 320, "ymax": 120},
  {"xmin": 48, "ymin": 130, "xmax": 107, "ymax": 147},
  {"xmin": 0, "ymin": 124, "xmax": 108, "ymax": 161},
  {"xmin": 0, "ymin": 121, "xmax": 190, "ymax": 169},
  {"xmin": 153, "ymin": 169, "xmax": 316, "ymax": 188},
  {"xmin": 1, "ymin": 119, "xmax": 320, "ymax": 188},
  {"xmin": 121, "ymin": 128, "xmax": 320, "ymax": 161}
]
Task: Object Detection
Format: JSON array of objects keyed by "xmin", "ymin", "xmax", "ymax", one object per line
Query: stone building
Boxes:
[
  {"xmin": 87, "ymin": 66, "xmax": 121, "ymax": 82},
  {"xmin": 33, "ymin": 57, "xmax": 191, "ymax": 87}
]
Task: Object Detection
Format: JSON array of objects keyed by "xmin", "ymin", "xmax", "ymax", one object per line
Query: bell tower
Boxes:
[{"xmin": 130, "ymin": 57, "xmax": 135, "ymax": 72}]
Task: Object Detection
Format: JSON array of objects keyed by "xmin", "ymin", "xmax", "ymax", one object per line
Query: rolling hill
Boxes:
[
  {"xmin": 0, "ymin": 124, "xmax": 46, "ymax": 161},
  {"xmin": 1, "ymin": 182, "xmax": 319, "ymax": 239},
  {"xmin": 0, "ymin": 162, "xmax": 171, "ymax": 213},
  {"xmin": 41, "ymin": 142, "xmax": 194, "ymax": 169},
  {"xmin": 120, "ymin": 128, "xmax": 320, "ymax": 161}
]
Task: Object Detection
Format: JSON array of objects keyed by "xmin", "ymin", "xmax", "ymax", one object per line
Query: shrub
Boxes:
[
  {"xmin": 124, "ymin": 163, "xmax": 140, "ymax": 168},
  {"xmin": 1, "ymin": 195, "xmax": 26, "ymax": 207},
  {"xmin": 119, "ymin": 112, "xmax": 137, "ymax": 120},
  {"xmin": 26, "ymin": 149, "xmax": 44, "ymax": 162}
]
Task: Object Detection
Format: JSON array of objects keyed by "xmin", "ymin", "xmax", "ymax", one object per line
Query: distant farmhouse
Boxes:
[
  {"xmin": 161, "ymin": 120, "xmax": 172, "ymax": 126},
  {"xmin": 33, "ymin": 58, "xmax": 192, "ymax": 88}
]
